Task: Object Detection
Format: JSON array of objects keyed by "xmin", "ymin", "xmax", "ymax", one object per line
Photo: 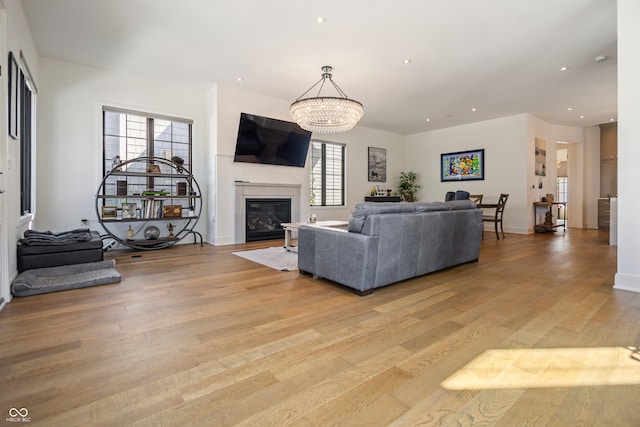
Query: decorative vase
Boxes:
[{"xmin": 127, "ymin": 225, "xmax": 134, "ymax": 240}]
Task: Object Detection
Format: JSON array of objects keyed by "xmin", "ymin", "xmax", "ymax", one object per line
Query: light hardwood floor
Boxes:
[{"xmin": 1, "ymin": 229, "xmax": 639, "ymax": 426}]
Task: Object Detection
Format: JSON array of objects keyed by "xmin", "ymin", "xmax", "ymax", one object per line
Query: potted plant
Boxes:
[{"xmin": 398, "ymin": 170, "xmax": 421, "ymax": 202}]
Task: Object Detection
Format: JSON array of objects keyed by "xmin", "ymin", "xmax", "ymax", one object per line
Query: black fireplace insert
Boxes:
[{"xmin": 245, "ymin": 198, "xmax": 291, "ymax": 242}]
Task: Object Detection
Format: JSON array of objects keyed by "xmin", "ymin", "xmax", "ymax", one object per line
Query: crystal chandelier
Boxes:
[{"xmin": 290, "ymin": 66, "xmax": 364, "ymax": 133}]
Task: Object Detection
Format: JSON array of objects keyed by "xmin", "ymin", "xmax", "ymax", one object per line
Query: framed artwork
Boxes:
[
  {"xmin": 121, "ymin": 202, "xmax": 138, "ymax": 219},
  {"xmin": 8, "ymin": 52, "xmax": 18, "ymax": 140},
  {"xmin": 146, "ymin": 164, "xmax": 161, "ymax": 173},
  {"xmin": 535, "ymin": 137, "xmax": 546, "ymax": 176},
  {"xmin": 101, "ymin": 206, "xmax": 117, "ymax": 218},
  {"xmin": 368, "ymin": 147, "xmax": 386, "ymax": 182},
  {"xmin": 163, "ymin": 205, "xmax": 183, "ymax": 218},
  {"xmin": 441, "ymin": 149, "xmax": 484, "ymax": 181}
]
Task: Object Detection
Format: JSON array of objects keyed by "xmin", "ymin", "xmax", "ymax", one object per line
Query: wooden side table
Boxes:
[{"xmin": 533, "ymin": 202, "xmax": 567, "ymax": 232}]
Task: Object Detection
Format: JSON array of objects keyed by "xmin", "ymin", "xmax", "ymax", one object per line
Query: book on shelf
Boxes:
[{"xmin": 141, "ymin": 199, "xmax": 165, "ymax": 218}]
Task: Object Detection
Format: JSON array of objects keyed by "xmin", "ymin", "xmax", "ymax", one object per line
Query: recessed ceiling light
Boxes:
[
  {"xmin": 471, "ymin": 107, "xmax": 477, "ymax": 112},
  {"xmin": 579, "ymin": 115, "xmax": 585, "ymax": 119},
  {"xmin": 567, "ymin": 107, "xmax": 573, "ymax": 111},
  {"xmin": 317, "ymin": 16, "xmax": 326, "ymax": 23},
  {"xmin": 560, "ymin": 66, "xmax": 569, "ymax": 71},
  {"xmin": 594, "ymin": 55, "xmax": 608, "ymax": 63},
  {"xmin": 236, "ymin": 77, "xmax": 244, "ymax": 82},
  {"xmin": 402, "ymin": 59, "xmax": 412, "ymax": 64},
  {"xmin": 425, "ymin": 118, "xmax": 430, "ymax": 122}
]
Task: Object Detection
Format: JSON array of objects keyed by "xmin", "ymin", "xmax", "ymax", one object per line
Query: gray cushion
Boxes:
[
  {"xmin": 445, "ymin": 200, "xmax": 476, "ymax": 210},
  {"xmin": 348, "ymin": 202, "xmax": 415, "ymax": 232},
  {"xmin": 414, "ymin": 201, "xmax": 448, "ymax": 212},
  {"xmin": 455, "ymin": 190, "xmax": 470, "ymax": 200},
  {"xmin": 12, "ymin": 260, "xmax": 120, "ymax": 297}
]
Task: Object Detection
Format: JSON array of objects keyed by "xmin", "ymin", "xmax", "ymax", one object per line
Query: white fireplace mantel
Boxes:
[{"xmin": 234, "ymin": 182, "xmax": 301, "ymax": 243}]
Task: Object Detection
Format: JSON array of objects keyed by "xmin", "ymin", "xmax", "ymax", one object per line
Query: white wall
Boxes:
[
  {"xmin": 405, "ymin": 114, "xmax": 530, "ymax": 234},
  {"xmin": 212, "ymin": 83, "xmax": 405, "ymax": 245},
  {"xmin": 212, "ymin": 84, "xmax": 311, "ymax": 245},
  {"xmin": 614, "ymin": 0, "xmax": 640, "ymax": 292},
  {"xmin": 527, "ymin": 115, "xmax": 555, "ymax": 228},
  {"xmin": 36, "ymin": 57, "xmax": 211, "ymax": 243},
  {"xmin": 310, "ymin": 125, "xmax": 405, "ymax": 222},
  {"xmin": 1, "ymin": 0, "xmax": 39, "ymax": 303}
]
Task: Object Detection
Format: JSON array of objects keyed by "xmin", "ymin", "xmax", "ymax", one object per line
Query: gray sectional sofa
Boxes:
[{"xmin": 297, "ymin": 200, "xmax": 482, "ymax": 295}]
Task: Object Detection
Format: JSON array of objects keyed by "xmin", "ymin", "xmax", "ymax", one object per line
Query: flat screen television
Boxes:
[{"xmin": 233, "ymin": 113, "xmax": 312, "ymax": 167}]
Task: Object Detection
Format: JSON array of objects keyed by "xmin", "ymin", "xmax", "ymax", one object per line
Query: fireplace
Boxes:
[
  {"xmin": 234, "ymin": 182, "xmax": 301, "ymax": 244},
  {"xmin": 245, "ymin": 198, "xmax": 291, "ymax": 242}
]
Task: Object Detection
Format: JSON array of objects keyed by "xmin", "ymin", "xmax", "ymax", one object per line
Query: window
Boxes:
[
  {"xmin": 103, "ymin": 108, "xmax": 192, "ymax": 174},
  {"xmin": 102, "ymin": 108, "xmax": 192, "ymax": 197},
  {"xmin": 309, "ymin": 140, "xmax": 345, "ymax": 206},
  {"xmin": 20, "ymin": 66, "xmax": 36, "ymax": 216},
  {"xmin": 556, "ymin": 177, "xmax": 568, "ymax": 203}
]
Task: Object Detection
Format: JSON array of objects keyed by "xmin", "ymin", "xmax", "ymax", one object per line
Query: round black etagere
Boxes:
[{"xmin": 95, "ymin": 156, "xmax": 203, "ymax": 250}]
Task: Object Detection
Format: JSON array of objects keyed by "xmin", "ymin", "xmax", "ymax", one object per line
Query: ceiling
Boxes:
[{"xmin": 21, "ymin": 0, "xmax": 617, "ymax": 135}]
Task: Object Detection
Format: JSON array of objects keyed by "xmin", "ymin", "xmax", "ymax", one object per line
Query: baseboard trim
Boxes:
[{"xmin": 614, "ymin": 273, "xmax": 640, "ymax": 293}]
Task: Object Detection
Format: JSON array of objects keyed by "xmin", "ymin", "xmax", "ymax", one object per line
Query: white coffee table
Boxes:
[{"xmin": 281, "ymin": 220, "xmax": 349, "ymax": 252}]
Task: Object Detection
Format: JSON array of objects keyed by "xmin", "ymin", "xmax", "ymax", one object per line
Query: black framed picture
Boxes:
[
  {"xmin": 368, "ymin": 147, "xmax": 386, "ymax": 182},
  {"xmin": 440, "ymin": 149, "xmax": 485, "ymax": 181},
  {"xmin": 8, "ymin": 51, "xmax": 18, "ymax": 140}
]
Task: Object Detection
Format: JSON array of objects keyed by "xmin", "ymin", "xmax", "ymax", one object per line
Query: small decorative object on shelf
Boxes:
[
  {"xmin": 167, "ymin": 223, "xmax": 175, "ymax": 239},
  {"xmin": 171, "ymin": 156, "xmax": 184, "ymax": 173},
  {"xmin": 163, "ymin": 205, "xmax": 182, "ymax": 218},
  {"xmin": 127, "ymin": 225, "xmax": 134, "ymax": 240},
  {"xmin": 101, "ymin": 206, "xmax": 117, "ymax": 218},
  {"xmin": 122, "ymin": 202, "xmax": 137, "ymax": 219},
  {"xmin": 112, "ymin": 155, "xmax": 122, "ymax": 171},
  {"xmin": 144, "ymin": 226, "xmax": 160, "ymax": 240},
  {"xmin": 146, "ymin": 164, "xmax": 161, "ymax": 173},
  {"xmin": 117, "ymin": 180, "xmax": 127, "ymax": 195}
]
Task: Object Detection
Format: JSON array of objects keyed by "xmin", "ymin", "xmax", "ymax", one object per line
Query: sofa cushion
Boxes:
[
  {"xmin": 348, "ymin": 202, "xmax": 415, "ymax": 232},
  {"xmin": 414, "ymin": 201, "xmax": 448, "ymax": 212},
  {"xmin": 446, "ymin": 200, "xmax": 477, "ymax": 210}
]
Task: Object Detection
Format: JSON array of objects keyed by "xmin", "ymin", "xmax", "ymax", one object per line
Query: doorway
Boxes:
[{"xmin": 556, "ymin": 141, "xmax": 585, "ymax": 229}]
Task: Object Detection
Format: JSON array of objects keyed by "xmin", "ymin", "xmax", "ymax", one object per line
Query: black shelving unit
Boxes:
[{"xmin": 95, "ymin": 156, "xmax": 203, "ymax": 250}]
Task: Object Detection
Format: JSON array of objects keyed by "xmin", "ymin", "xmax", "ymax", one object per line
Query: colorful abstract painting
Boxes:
[{"xmin": 441, "ymin": 149, "xmax": 485, "ymax": 181}]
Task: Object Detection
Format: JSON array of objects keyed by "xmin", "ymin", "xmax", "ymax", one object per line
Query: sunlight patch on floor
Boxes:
[{"xmin": 442, "ymin": 346, "xmax": 640, "ymax": 390}]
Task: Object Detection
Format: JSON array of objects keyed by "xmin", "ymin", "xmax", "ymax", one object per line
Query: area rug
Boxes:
[
  {"xmin": 12, "ymin": 260, "xmax": 121, "ymax": 297},
  {"xmin": 232, "ymin": 246, "xmax": 298, "ymax": 271}
]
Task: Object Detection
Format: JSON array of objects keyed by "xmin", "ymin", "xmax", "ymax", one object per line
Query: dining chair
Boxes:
[
  {"xmin": 481, "ymin": 193, "xmax": 509, "ymax": 239},
  {"xmin": 445, "ymin": 190, "xmax": 470, "ymax": 202},
  {"xmin": 469, "ymin": 194, "xmax": 483, "ymax": 205}
]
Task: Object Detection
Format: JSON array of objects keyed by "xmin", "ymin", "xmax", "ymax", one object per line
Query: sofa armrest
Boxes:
[{"xmin": 298, "ymin": 226, "xmax": 379, "ymax": 293}]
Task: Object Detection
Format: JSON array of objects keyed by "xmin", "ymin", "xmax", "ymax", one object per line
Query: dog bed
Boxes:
[
  {"xmin": 17, "ymin": 229, "xmax": 104, "ymax": 273},
  {"xmin": 12, "ymin": 259, "xmax": 121, "ymax": 297}
]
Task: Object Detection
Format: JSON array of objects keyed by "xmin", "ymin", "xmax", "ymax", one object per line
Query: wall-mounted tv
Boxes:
[{"xmin": 233, "ymin": 113, "xmax": 312, "ymax": 168}]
